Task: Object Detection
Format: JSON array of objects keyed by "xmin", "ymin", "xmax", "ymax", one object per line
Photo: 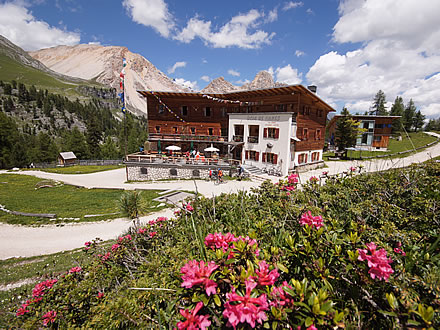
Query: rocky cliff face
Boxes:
[
  {"xmin": 201, "ymin": 77, "xmax": 240, "ymax": 94},
  {"xmin": 29, "ymin": 44, "xmax": 187, "ymax": 115}
]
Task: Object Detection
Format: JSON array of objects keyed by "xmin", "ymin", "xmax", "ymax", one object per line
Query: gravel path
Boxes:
[{"xmin": 0, "ymin": 132, "xmax": 438, "ymax": 260}]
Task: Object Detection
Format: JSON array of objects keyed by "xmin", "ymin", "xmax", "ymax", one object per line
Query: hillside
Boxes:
[{"xmin": 29, "ymin": 44, "xmax": 189, "ymax": 115}]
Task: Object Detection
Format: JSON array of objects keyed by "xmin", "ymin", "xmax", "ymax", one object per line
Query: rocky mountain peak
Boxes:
[
  {"xmin": 242, "ymin": 70, "xmax": 275, "ymax": 90},
  {"xmin": 201, "ymin": 77, "xmax": 239, "ymax": 94}
]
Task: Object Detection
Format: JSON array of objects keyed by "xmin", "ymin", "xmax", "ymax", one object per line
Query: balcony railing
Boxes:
[
  {"xmin": 148, "ymin": 133, "xmax": 227, "ymax": 142},
  {"xmin": 247, "ymin": 136, "xmax": 259, "ymax": 144},
  {"xmin": 125, "ymin": 153, "xmax": 240, "ymax": 166}
]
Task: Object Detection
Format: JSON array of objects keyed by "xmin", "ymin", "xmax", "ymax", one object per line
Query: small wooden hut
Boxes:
[{"xmin": 58, "ymin": 152, "xmax": 77, "ymax": 166}]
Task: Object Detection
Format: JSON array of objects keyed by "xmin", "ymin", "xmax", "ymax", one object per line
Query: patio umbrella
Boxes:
[
  {"xmin": 157, "ymin": 139, "xmax": 161, "ymax": 154},
  {"xmin": 204, "ymin": 144, "xmax": 219, "ymax": 152},
  {"xmin": 165, "ymin": 145, "xmax": 181, "ymax": 151}
]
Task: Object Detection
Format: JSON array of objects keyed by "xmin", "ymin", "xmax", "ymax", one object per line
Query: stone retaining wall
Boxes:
[{"xmin": 126, "ymin": 163, "xmax": 233, "ymax": 181}]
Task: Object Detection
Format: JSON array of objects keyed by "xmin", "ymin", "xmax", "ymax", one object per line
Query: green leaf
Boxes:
[
  {"xmin": 214, "ymin": 294, "xmax": 221, "ymax": 307},
  {"xmin": 379, "ymin": 310, "xmax": 397, "ymax": 317},
  {"xmin": 321, "ymin": 301, "xmax": 333, "ymax": 313},
  {"xmin": 277, "ymin": 263, "xmax": 289, "ymax": 274},
  {"xmin": 305, "ymin": 317, "xmax": 314, "ymax": 327}
]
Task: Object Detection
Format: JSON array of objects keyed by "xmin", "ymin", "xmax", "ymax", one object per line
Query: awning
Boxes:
[
  {"xmin": 226, "ymin": 140, "xmax": 245, "ymax": 146},
  {"xmin": 290, "ymin": 137, "xmax": 301, "ymax": 142}
]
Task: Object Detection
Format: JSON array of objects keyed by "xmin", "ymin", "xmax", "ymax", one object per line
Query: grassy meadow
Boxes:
[
  {"xmin": 0, "ymin": 174, "xmax": 165, "ymax": 225},
  {"xmin": 24, "ymin": 164, "xmax": 125, "ymax": 175}
]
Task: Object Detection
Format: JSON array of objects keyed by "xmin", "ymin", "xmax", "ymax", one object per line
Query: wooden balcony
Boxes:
[{"xmin": 148, "ymin": 133, "xmax": 228, "ymax": 143}]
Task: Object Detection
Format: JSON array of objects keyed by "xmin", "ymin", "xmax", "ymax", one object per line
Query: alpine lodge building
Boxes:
[{"xmin": 126, "ymin": 85, "xmax": 335, "ymax": 180}]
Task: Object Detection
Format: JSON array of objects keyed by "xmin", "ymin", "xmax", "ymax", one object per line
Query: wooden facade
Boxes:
[
  {"xmin": 327, "ymin": 115, "xmax": 400, "ymax": 150},
  {"xmin": 138, "ymin": 85, "xmax": 334, "ymax": 155}
]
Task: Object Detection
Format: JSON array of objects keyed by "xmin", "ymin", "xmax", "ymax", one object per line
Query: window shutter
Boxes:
[
  {"xmin": 245, "ymin": 151, "xmax": 249, "ymax": 159},
  {"xmin": 304, "ymin": 154, "xmax": 308, "ymax": 163},
  {"xmin": 273, "ymin": 154, "xmax": 278, "ymax": 165},
  {"xmin": 263, "ymin": 128, "xmax": 268, "ymax": 138},
  {"xmin": 255, "ymin": 152, "xmax": 259, "ymax": 161},
  {"xmin": 275, "ymin": 128, "xmax": 279, "ymax": 139},
  {"xmin": 262, "ymin": 153, "xmax": 266, "ymax": 162}
]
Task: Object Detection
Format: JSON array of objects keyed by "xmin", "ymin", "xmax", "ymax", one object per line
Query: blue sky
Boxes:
[{"xmin": 1, "ymin": 0, "xmax": 440, "ymax": 118}]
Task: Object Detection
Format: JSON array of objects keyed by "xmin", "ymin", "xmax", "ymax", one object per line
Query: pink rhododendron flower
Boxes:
[
  {"xmin": 118, "ymin": 234, "xmax": 132, "ymax": 243},
  {"xmin": 32, "ymin": 279, "xmax": 57, "ymax": 298},
  {"xmin": 288, "ymin": 173, "xmax": 299, "ymax": 184},
  {"xmin": 138, "ymin": 228, "xmax": 147, "ymax": 234},
  {"xmin": 299, "ymin": 211, "xmax": 324, "ymax": 229},
  {"xmin": 309, "ymin": 176, "xmax": 319, "ymax": 182},
  {"xmin": 350, "ymin": 166, "xmax": 356, "ymax": 172},
  {"xmin": 223, "ymin": 280, "xmax": 268, "ymax": 328},
  {"xmin": 174, "ymin": 209, "xmax": 181, "ymax": 215},
  {"xmin": 69, "ymin": 266, "xmax": 82, "ymax": 274},
  {"xmin": 98, "ymin": 252, "xmax": 111, "ymax": 262},
  {"xmin": 111, "ymin": 244, "xmax": 120, "ymax": 251},
  {"xmin": 394, "ymin": 242, "xmax": 406, "ymax": 256},
  {"xmin": 255, "ymin": 261, "xmax": 279, "ymax": 286},
  {"xmin": 307, "ymin": 325, "xmax": 318, "ymax": 330},
  {"xmin": 181, "ymin": 260, "xmax": 219, "ymax": 296},
  {"xmin": 177, "ymin": 302, "xmax": 211, "ymax": 330},
  {"xmin": 16, "ymin": 303, "xmax": 30, "ymax": 316},
  {"xmin": 322, "ymin": 171, "xmax": 329, "ymax": 176},
  {"xmin": 97, "ymin": 292, "xmax": 104, "ymax": 299},
  {"xmin": 358, "ymin": 242, "xmax": 394, "ymax": 281},
  {"xmin": 270, "ymin": 281, "xmax": 294, "ymax": 308},
  {"xmin": 148, "ymin": 217, "xmax": 168, "ymax": 226},
  {"xmin": 184, "ymin": 202, "xmax": 194, "ymax": 212},
  {"xmin": 84, "ymin": 241, "xmax": 91, "ymax": 247},
  {"xmin": 42, "ymin": 310, "xmax": 57, "ymax": 326},
  {"xmin": 149, "ymin": 231, "xmax": 157, "ymax": 238},
  {"xmin": 204, "ymin": 232, "xmax": 237, "ymax": 251}
]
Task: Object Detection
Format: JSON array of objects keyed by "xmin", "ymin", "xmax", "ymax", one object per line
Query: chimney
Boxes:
[{"xmin": 307, "ymin": 85, "xmax": 317, "ymax": 93}]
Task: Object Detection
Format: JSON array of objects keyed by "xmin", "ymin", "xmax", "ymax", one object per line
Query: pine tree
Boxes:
[
  {"xmin": 403, "ymin": 99, "xmax": 417, "ymax": 132},
  {"xmin": 371, "ymin": 90, "xmax": 388, "ymax": 115},
  {"xmin": 86, "ymin": 115, "xmax": 102, "ymax": 159},
  {"xmin": 64, "ymin": 127, "xmax": 89, "ymax": 160},
  {"xmin": 389, "ymin": 96, "xmax": 404, "ymax": 133},
  {"xmin": 335, "ymin": 107, "xmax": 364, "ymax": 157},
  {"xmin": 101, "ymin": 136, "xmax": 120, "ymax": 159},
  {"xmin": 413, "ymin": 110, "xmax": 425, "ymax": 132}
]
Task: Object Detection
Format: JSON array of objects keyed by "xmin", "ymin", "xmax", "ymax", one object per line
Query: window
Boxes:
[
  {"xmin": 208, "ymin": 128, "xmax": 214, "ymax": 136},
  {"xmin": 192, "ymin": 169, "xmax": 200, "ymax": 177},
  {"xmin": 205, "ymin": 107, "xmax": 211, "ymax": 117},
  {"xmin": 173, "ymin": 126, "xmax": 178, "ymax": 134},
  {"xmin": 140, "ymin": 167, "xmax": 148, "ymax": 174},
  {"xmin": 374, "ymin": 136, "xmax": 382, "ymax": 142},
  {"xmin": 276, "ymin": 104, "xmax": 286, "ymax": 111},
  {"xmin": 221, "ymin": 107, "xmax": 227, "ymax": 117},
  {"xmin": 262, "ymin": 152, "xmax": 278, "ymax": 164},
  {"xmin": 315, "ymin": 129, "xmax": 321, "ymax": 140},
  {"xmin": 375, "ymin": 124, "xmax": 384, "ymax": 129},
  {"xmin": 159, "ymin": 104, "xmax": 165, "ymax": 114},
  {"xmin": 311, "ymin": 152, "xmax": 320, "ymax": 162},
  {"xmin": 302, "ymin": 128, "xmax": 308, "ymax": 140},
  {"xmin": 317, "ymin": 109, "xmax": 323, "ymax": 117},
  {"xmin": 305, "ymin": 106, "xmax": 311, "ymax": 115},
  {"xmin": 298, "ymin": 153, "xmax": 308, "ymax": 164},
  {"xmin": 155, "ymin": 126, "xmax": 161, "ymax": 133},
  {"xmin": 190, "ymin": 127, "xmax": 196, "ymax": 135},
  {"xmin": 181, "ymin": 106, "xmax": 188, "ymax": 116},
  {"xmin": 170, "ymin": 168, "xmax": 177, "ymax": 176},
  {"xmin": 264, "ymin": 127, "xmax": 280, "ymax": 139},
  {"xmin": 245, "ymin": 150, "xmax": 260, "ymax": 161}
]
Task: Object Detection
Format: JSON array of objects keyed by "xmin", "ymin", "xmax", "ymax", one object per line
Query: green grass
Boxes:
[
  {"xmin": 0, "ymin": 54, "xmax": 101, "ymax": 97},
  {"xmin": 24, "ymin": 164, "xmax": 125, "ymax": 174},
  {"xmin": 324, "ymin": 132, "xmax": 438, "ymax": 160},
  {"xmin": 0, "ymin": 174, "xmax": 165, "ymax": 225}
]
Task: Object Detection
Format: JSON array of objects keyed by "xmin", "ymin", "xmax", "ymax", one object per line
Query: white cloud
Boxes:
[
  {"xmin": 122, "ymin": 0, "xmax": 175, "ymax": 38},
  {"xmin": 174, "ymin": 78, "xmax": 198, "ymax": 91},
  {"xmin": 268, "ymin": 64, "xmax": 302, "ymax": 85},
  {"xmin": 88, "ymin": 41, "xmax": 101, "ymax": 45},
  {"xmin": 307, "ymin": 0, "xmax": 440, "ymax": 118},
  {"xmin": 295, "ymin": 50, "xmax": 305, "ymax": 57},
  {"xmin": 167, "ymin": 61, "xmax": 186, "ymax": 74},
  {"xmin": 266, "ymin": 8, "xmax": 278, "ymax": 23},
  {"xmin": 200, "ymin": 75, "xmax": 210, "ymax": 82},
  {"xmin": 306, "ymin": 8, "xmax": 314, "ymax": 15},
  {"xmin": 0, "ymin": 2, "xmax": 80, "ymax": 51},
  {"xmin": 236, "ymin": 79, "xmax": 250, "ymax": 85},
  {"xmin": 228, "ymin": 69, "xmax": 240, "ymax": 77},
  {"xmin": 282, "ymin": 1, "xmax": 303, "ymax": 11},
  {"xmin": 174, "ymin": 9, "xmax": 275, "ymax": 49}
]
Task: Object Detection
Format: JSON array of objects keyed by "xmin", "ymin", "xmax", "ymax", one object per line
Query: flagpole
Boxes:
[{"xmin": 120, "ymin": 58, "xmax": 127, "ymax": 160}]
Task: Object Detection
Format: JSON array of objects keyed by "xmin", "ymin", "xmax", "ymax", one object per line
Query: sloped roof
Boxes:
[
  {"xmin": 59, "ymin": 152, "xmax": 77, "ymax": 160},
  {"xmin": 137, "ymin": 85, "xmax": 335, "ymax": 112}
]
